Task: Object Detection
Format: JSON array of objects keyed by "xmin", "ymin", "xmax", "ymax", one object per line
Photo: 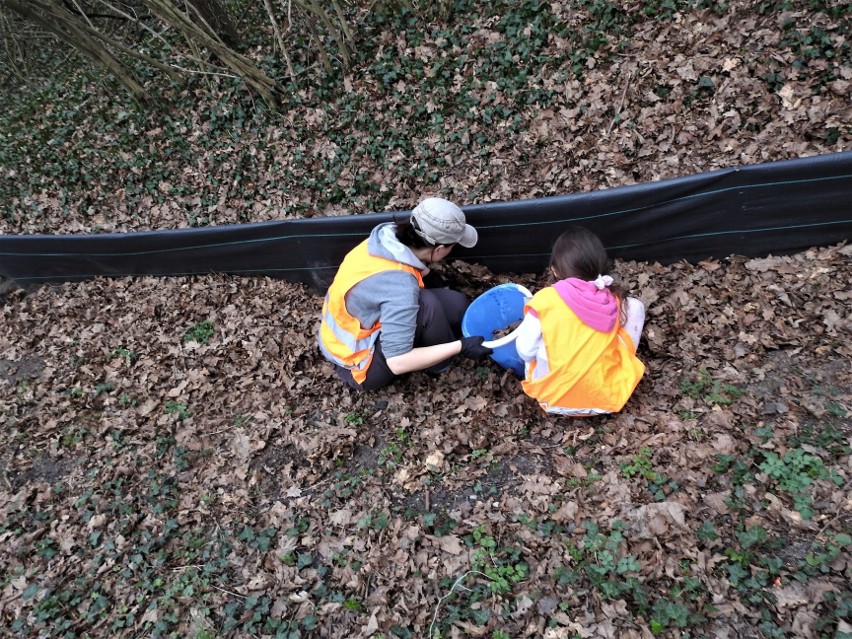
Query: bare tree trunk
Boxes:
[
  {"xmin": 1, "ymin": 0, "xmax": 152, "ymax": 102},
  {"xmin": 293, "ymin": 0, "xmax": 350, "ymax": 67},
  {"xmin": 1, "ymin": 0, "xmax": 364, "ymax": 107},
  {"xmin": 263, "ymin": 0, "xmax": 295, "ymax": 79},
  {"xmin": 142, "ymin": 0, "xmax": 278, "ymax": 106},
  {"xmin": 184, "ymin": 0, "xmax": 240, "ymax": 48}
]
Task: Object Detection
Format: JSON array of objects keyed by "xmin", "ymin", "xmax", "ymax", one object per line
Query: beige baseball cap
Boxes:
[{"xmin": 410, "ymin": 197, "xmax": 478, "ymax": 248}]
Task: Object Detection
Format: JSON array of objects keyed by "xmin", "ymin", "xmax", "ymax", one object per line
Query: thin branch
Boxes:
[
  {"xmin": 69, "ymin": 0, "xmax": 97, "ymax": 29},
  {"xmin": 299, "ymin": 10, "xmax": 331, "ymax": 72},
  {"xmin": 606, "ymin": 69, "xmax": 632, "ymax": 136},
  {"xmin": 167, "ymin": 64, "xmax": 239, "ymax": 79},
  {"xmin": 816, "ymin": 477, "xmax": 852, "ymax": 538},
  {"xmin": 263, "ymin": 0, "xmax": 295, "ymax": 78},
  {"xmin": 93, "ymin": 0, "xmax": 232, "ymax": 75},
  {"xmin": 293, "ymin": 0, "xmax": 350, "ymax": 67},
  {"xmin": 93, "ymin": 0, "xmax": 170, "ymax": 46},
  {"xmin": 79, "ymin": 15, "xmax": 182, "ymax": 80},
  {"xmin": 328, "ymin": 0, "xmax": 353, "ymax": 42},
  {"xmin": 3, "ymin": 0, "xmax": 151, "ymax": 101},
  {"xmin": 180, "ymin": 0, "xmax": 226, "ymax": 47},
  {"xmin": 428, "ymin": 571, "xmax": 495, "ymax": 638},
  {"xmin": 211, "ymin": 584, "xmax": 246, "ymax": 599},
  {"xmin": 143, "ymin": 0, "xmax": 278, "ymax": 101}
]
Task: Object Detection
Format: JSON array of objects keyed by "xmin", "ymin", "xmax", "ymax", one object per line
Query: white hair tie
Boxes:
[{"xmin": 593, "ymin": 274, "xmax": 613, "ymax": 290}]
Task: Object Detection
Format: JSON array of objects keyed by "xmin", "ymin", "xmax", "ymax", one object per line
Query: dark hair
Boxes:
[
  {"xmin": 394, "ymin": 217, "xmax": 455, "ymax": 249},
  {"xmin": 549, "ymin": 226, "xmax": 628, "ymax": 316}
]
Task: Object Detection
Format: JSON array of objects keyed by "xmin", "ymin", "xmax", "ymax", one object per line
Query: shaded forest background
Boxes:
[
  {"xmin": 1, "ymin": 1, "xmax": 851, "ymax": 639},
  {"xmin": 1, "ymin": 0, "xmax": 849, "ymax": 235}
]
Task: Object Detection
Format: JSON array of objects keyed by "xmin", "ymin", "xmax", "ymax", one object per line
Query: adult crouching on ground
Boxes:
[{"xmin": 318, "ymin": 197, "xmax": 493, "ymax": 390}]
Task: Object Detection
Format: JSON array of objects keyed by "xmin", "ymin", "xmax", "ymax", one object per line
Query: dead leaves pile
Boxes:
[
  {"xmin": 1, "ymin": 4, "xmax": 850, "ymax": 635},
  {"xmin": 1, "ymin": 242, "xmax": 850, "ymax": 638}
]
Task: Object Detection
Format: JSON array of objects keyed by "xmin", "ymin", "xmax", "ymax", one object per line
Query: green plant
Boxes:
[
  {"xmin": 94, "ymin": 381, "xmax": 114, "ymax": 395},
  {"xmin": 754, "ymin": 425, "xmax": 774, "ymax": 442},
  {"xmin": 620, "ymin": 446, "xmax": 656, "ymax": 479},
  {"xmin": 237, "ymin": 525, "xmax": 276, "ymax": 552},
  {"xmin": 717, "ymin": 525, "xmax": 786, "ymax": 608},
  {"xmin": 59, "ymin": 425, "xmax": 88, "ymax": 447},
  {"xmin": 819, "ymin": 589, "xmax": 852, "ymax": 638},
  {"xmin": 378, "ymin": 428, "xmax": 411, "ymax": 466},
  {"xmin": 759, "ymin": 448, "xmax": 839, "ymax": 518},
  {"xmin": 697, "ymin": 520, "xmax": 719, "ymax": 542},
  {"xmin": 789, "ymin": 422, "xmax": 850, "ymax": 457},
  {"xmin": 183, "ymin": 320, "xmax": 215, "ymax": 344},
  {"xmin": 680, "ymin": 369, "xmax": 744, "ymax": 405},
  {"xmin": 164, "ymin": 400, "xmax": 191, "ymax": 421},
  {"xmin": 426, "ymin": 524, "xmax": 529, "ymax": 639},
  {"xmin": 109, "ymin": 429, "xmax": 130, "ymax": 450},
  {"xmin": 468, "ymin": 525, "xmax": 529, "ymax": 594},
  {"xmin": 649, "ymin": 597, "xmax": 689, "ymax": 633},
  {"xmin": 796, "ymin": 533, "xmax": 851, "ymax": 578},
  {"xmin": 475, "ymin": 366, "xmax": 491, "ymax": 380},
  {"xmin": 826, "ymin": 401, "xmax": 847, "ymax": 417},
  {"xmin": 357, "ymin": 510, "xmax": 390, "ymax": 531},
  {"xmin": 711, "ymin": 453, "xmax": 756, "ymax": 487},
  {"xmin": 119, "ymin": 393, "xmax": 137, "ymax": 407},
  {"xmin": 558, "ymin": 521, "xmax": 646, "ymax": 606},
  {"xmin": 343, "ymin": 411, "xmax": 365, "ymax": 426},
  {"xmin": 620, "ymin": 447, "xmax": 678, "ymax": 501},
  {"xmin": 343, "ymin": 597, "xmax": 362, "ymax": 612},
  {"xmin": 111, "ymin": 346, "xmax": 138, "ymax": 363}
]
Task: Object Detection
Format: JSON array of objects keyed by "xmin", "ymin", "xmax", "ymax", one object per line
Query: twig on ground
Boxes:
[
  {"xmin": 606, "ymin": 70, "xmax": 633, "ymax": 136},
  {"xmin": 212, "ymin": 584, "xmax": 246, "ymax": 599},
  {"xmin": 816, "ymin": 477, "xmax": 852, "ymax": 538},
  {"xmin": 428, "ymin": 570, "xmax": 494, "ymax": 638}
]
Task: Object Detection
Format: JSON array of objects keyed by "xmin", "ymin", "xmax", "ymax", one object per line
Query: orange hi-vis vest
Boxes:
[
  {"xmin": 521, "ymin": 287, "xmax": 645, "ymax": 416},
  {"xmin": 319, "ymin": 239, "xmax": 423, "ymax": 383}
]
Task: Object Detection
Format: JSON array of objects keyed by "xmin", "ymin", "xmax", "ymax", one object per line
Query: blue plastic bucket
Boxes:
[{"xmin": 462, "ymin": 283, "xmax": 532, "ymax": 375}]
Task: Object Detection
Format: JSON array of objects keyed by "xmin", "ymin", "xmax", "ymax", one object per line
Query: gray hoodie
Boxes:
[{"xmin": 341, "ymin": 223, "xmax": 426, "ymax": 358}]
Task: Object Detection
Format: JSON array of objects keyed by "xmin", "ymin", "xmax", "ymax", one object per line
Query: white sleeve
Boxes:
[{"xmin": 514, "ymin": 313, "xmax": 542, "ymax": 362}]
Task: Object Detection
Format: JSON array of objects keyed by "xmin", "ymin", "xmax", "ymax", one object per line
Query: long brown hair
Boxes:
[{"xmin": 549, "ymin": 226, "xmax": 628, "ymax": 320}]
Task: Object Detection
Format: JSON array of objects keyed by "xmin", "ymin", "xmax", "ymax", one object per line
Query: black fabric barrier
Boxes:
[{"xmin": 1, "ymin": 151, "xmax": 850, "ymax": 291}]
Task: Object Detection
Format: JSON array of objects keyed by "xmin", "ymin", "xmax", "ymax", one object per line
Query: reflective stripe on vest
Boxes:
[
  {"xmin": 521, "ymin": 287, "xmax": 645, "ymax": 415},
  {"xmin": 319, "ymin": 239, "xmax": 423, "ymax": 383}
]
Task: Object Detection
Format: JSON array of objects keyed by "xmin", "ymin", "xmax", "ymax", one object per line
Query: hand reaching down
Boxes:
[
  {"xmin": 459, "ymin": 336, "xmax": 493, "ymax": 361},
  {"xmin": 421, "ymin": 269, "xmax": 449, "ymax": 289}
]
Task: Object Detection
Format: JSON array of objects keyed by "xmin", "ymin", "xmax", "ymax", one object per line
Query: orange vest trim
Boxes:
[
  {"xmin": 319, "ymin": 239, "xmax": 424, "ymax": 383},
  {"xmin": 521, "ymin": 287, "xmax": 645, "ymax": 415}
]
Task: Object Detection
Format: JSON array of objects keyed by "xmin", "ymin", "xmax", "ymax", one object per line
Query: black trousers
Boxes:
[{"xmin": 335, "ymin": 287, "xmax": 469, "ymax": 391}]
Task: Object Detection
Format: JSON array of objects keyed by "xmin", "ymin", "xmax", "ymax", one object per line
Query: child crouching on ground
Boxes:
[{"xmin": 515, "ymin": 226, "xmax": 646, "ymax": 416}]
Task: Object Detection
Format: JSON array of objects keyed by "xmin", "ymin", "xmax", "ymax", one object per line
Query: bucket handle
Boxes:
[{"xmin": 480, "ymin": 285, "xmax": 533, "ymax": 349}]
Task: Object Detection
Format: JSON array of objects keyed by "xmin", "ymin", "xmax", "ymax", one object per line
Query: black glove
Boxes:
[
  {"xmin": 459, "ymin": 336, "xmax": 493, "ymax": 361},
  {"xmin": 422, "ymin": 269, "xmax": 448, "ymax": 289}
]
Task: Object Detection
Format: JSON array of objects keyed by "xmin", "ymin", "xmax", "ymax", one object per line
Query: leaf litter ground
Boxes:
[
  {"xmin": 0, "ymin": 1, "xmax": 850, "ymax": 636},
  {"xmin": 1, "ymin": 243, "xmax": 850, "ymax": 638}
]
